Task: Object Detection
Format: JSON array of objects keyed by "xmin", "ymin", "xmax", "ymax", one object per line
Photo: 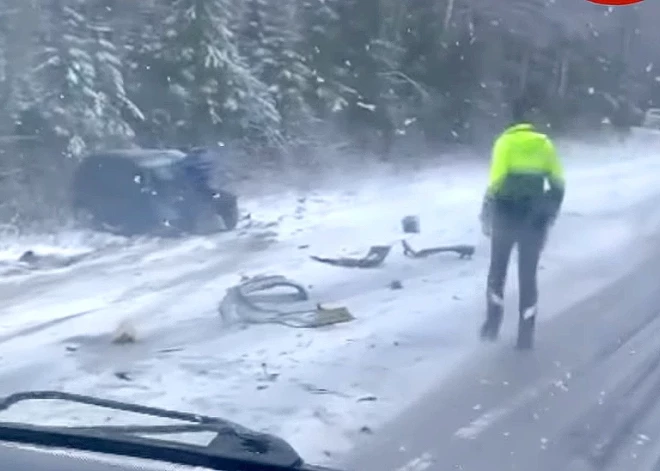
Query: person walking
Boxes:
[{"xmin": 479, "ymin": 97, "xmax": 565, "ymax": 349}]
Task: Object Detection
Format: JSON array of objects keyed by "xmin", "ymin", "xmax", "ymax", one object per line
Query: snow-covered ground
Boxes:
[{"xmin": 0, "ymin": 137, "xmax": 659, "ymax": 465}]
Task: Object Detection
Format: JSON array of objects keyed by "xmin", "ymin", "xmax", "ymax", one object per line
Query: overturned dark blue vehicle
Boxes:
[{"xmin": 72, "ymin": 148, "xmax": 239, "ymax": 236}]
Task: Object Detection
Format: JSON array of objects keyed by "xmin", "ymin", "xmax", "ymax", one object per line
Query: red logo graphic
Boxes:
[{"xmin": 586, "ymin": 0, "xmax": 643, "ymax": 4}]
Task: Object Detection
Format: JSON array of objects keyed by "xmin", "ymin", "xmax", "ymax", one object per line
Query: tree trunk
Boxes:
[
  {"xmin": 443, "ymin": 0, "xmax": 455, "ymax": 31},
  {"xmin": 519, "ymin": 48, "xmax": 531, "ymax": 93},
  {"xmin": 557, "ymin": 50, "xmax": 570, "ymax": 99}
]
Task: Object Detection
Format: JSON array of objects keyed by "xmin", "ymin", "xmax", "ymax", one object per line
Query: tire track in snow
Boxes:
[
  {"xmin": 0, "ymin": 232, "xmax": 277, "ymax": 347},
  {"xmin": 0, "ymin": 234, "xmax": 290, "ymax": 388},
  {"xmin": 0, "ymin": 310, "xmax": 96, "ymax": 345}
]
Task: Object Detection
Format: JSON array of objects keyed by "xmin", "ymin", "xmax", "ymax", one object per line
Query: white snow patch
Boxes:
[{"xmin": 0, "ymin": 137, "xmax": 659, "ymax": 465}]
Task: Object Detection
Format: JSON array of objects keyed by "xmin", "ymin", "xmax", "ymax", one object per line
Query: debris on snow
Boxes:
[
  {"xmin": 239, "ymin": 208, "xmax": 475, "ymax": 270},
  {"xmin": 389, "ymin": 280, "xmax": 403, "ymax": 290},
  {"xmin": 111, "ymin": 318, "xmax": 137, "ymax": 344},
  {"xmin": 114, "ymin": 371, "xmax": 132, "ymax": 381},
  {"xmin": 401, "ymin": 240, "xmax": 475, "ymax": 259},
  {"xmin": 0, "ymin": 249, "xmax": 93, "ymax": 276},
  {"xmin": 314, "ymin": 305, "xmax": 355, "ymax": 325},
  {"xmin": 310, "ymin": 245, "xmax": 391, "ymax": 268},
  {"xmin": 260, "ymin": 362, "xmax": 280, "ymax": 382},
  {"xmin": 401, "ymin": 215, "xmax": 420, "ymax": 234},
  {"xmin": 357, "ymin": 395, "xmax": 378, "ymax": 403},
  {"xmin": 219, "ymin": 275, "xmax": 355, "ymax": 328},
  {"xmin": 298, "ymin": 383, "xmax": 348, "ymax": 397}
]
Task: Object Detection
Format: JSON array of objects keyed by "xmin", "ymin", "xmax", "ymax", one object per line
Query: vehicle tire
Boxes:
[
  {"xmin": 215, "ymin": 190, "xmax": 238, "ymax": 231},
  {"xmin": 192, "ymin": 212, "xmax": 227, "ymax": 234},
  {"xmin": 187, "ymin": 191, "xmax": 238, "ymax": 235}
]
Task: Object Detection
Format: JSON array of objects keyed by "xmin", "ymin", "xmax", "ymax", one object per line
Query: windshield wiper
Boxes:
[{"xmin": 0, "ymin": 391, "xmax": 319, "ymax": 471}]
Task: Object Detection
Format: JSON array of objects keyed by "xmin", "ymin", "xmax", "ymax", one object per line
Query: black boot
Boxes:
[
  {"xmin": 516, "ymin": 312, "xmax": 536, "ymax": 350},
  {"xmin": 480, "ymin": 310, "xmax": 503, "ymax": 342}
]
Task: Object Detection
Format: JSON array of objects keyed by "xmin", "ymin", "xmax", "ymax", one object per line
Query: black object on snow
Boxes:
[
  {"xmin": 401, "ymin": 215, "xmax": 420, "ymax": 234},
  {"xmin": 402, "ymin": 240, "xmax": 474, "ymax": 259},
  {"xmin": 310, "ymin": 245, "xmax": 392, "ymax": 268}
]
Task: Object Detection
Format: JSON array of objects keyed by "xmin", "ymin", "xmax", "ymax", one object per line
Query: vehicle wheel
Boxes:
[
  {"xmin": 215, "ymin": 191, "xmax": 238, "ymax": 231},
  {"xmin": 193, "ymin": 213, "xmax": 227, "ymax": 234},
  {"xmin": 188, "ymin": 191, "xmax": 239, "ymax": 235}
]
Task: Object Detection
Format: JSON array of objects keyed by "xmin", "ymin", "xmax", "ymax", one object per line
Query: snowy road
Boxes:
[
  {"xmin": 0, "ymin": 137, "xmax": 658, "ymax": 465},
  {"xmin": 345, "ymin": 230, "xmax": 660, "ymax": 471}
]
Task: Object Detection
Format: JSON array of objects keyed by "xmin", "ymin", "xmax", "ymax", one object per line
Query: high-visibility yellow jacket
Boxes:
[{"xmin": 482, "ymin": 123, "xmax": 565, "ymax": 222}]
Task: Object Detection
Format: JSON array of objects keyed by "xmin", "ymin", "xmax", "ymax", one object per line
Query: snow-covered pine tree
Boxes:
[
  {"xmin": 121, "ymin": 0, "xmax": 176, "ymax": 147},
  {"xmin": 0, "ymin": 13, "xmax": 8, "ymax": 131},
  {"xmin": 299, "ymin": 0, "xmax": 350, "ymax": 118},
  {"xmin": 157, "ymin": 0, "xmax": 280, "ymax": 146},
  {"xmin": 239, "ymin": 0, "xmax": 313, "ymax": 141},
  {"xmin": 0, "ymin": 1, "xmax": 42, "ymax": 136},
  {"xmin": 31, "ymin": 0, "xmax": 95, "ymax": 157},
  {"xmin": 31, "ymin": 0, "xmax": 137, "ymax": 157},
  {"xmin": 329, "ymin": 0, "xmax": 405, "ymax": 155},
  {"xmin": 85, "ymin": 1, "xmax": 143, "ymax": 147}
]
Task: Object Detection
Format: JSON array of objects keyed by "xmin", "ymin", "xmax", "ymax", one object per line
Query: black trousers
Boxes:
[{"xmin": 486, "ymin": 208, "xmax": 548, "ymax": 326}]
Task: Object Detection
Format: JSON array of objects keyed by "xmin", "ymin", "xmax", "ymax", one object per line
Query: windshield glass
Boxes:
[{"xmin": 2, "ymin": 1, "xmax": 660, "ymax": 471}]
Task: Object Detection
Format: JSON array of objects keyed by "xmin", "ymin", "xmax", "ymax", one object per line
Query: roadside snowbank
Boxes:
[{"xmin": 0, "ymin": 138, "xmax": 659, "ymax": 465}]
